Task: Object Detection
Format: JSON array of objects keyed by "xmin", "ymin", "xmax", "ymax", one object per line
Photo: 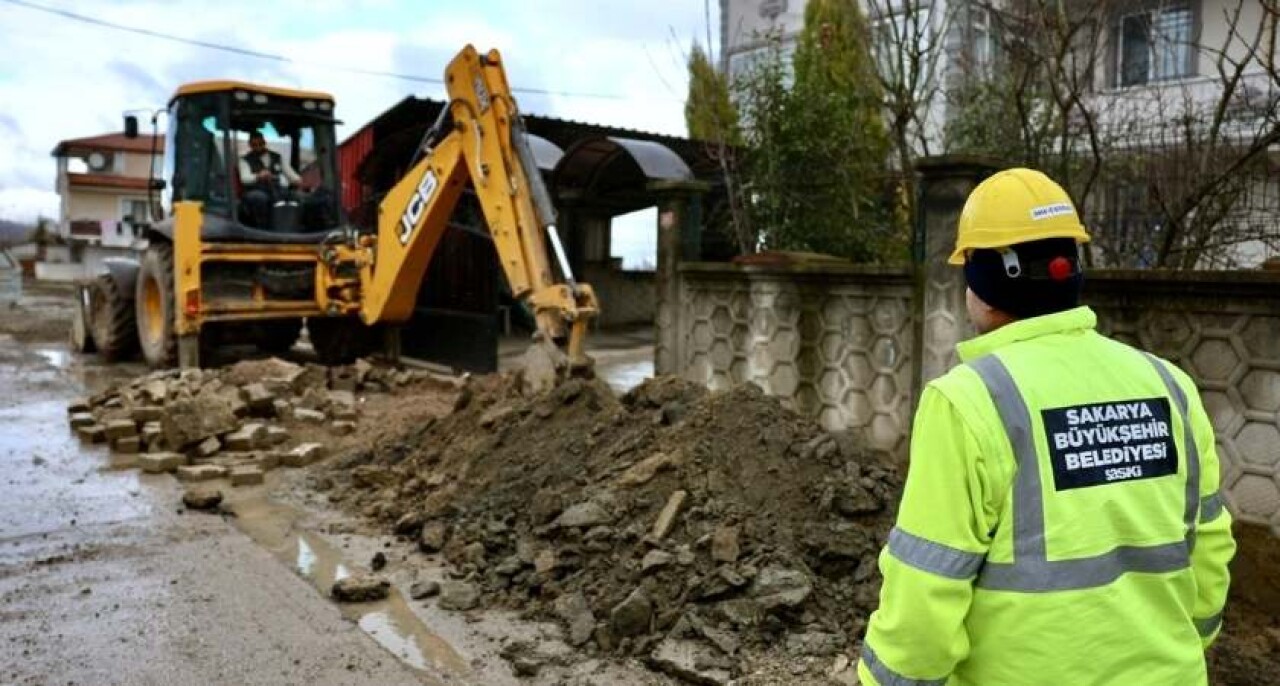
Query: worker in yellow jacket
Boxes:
[{"xmin": 858, "ymin": 168, "xmax": 1235, "ymax": 686}]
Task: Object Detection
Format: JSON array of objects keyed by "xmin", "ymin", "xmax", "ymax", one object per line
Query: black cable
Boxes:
[{"xmin": 0, "ymin": 0, "xmax": 667, "ymax": 102}]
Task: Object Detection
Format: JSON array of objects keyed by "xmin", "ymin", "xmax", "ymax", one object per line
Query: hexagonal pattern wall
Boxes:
[
  {"xmin": 669, "ymin": 195, "xmax": 1280, "ymax": 537},
  {"xmin": 917, "ymin": 163, "xmax": 986, "ymax": 387},
  {"xmin": 906, "ymin": 162, "xmax": 1280, "ymax": 537},
  {"xmin": 1086, "ymin": 272, "xmax": 1280, "ymax": 535},
  {"xmin": 677, "ymin": 264, "xmax": 915, "ymax": 455},
  {"xmin": 917, "ymin": 267, "xmax": 1280, "ymax": 534}
]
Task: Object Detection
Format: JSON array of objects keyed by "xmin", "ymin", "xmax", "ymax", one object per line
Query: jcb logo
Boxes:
[{"xmin": 399, "ymin": 169, "xmax": 438, "ymax": 245}]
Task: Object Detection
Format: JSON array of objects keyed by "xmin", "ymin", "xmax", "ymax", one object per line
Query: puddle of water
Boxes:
[
  {"xmin": 600, "ymin": 359, "xmax": 652, "ymax": 393},
  {"xmin": 497, "ymin": 341, "xmax": 653, "ymax": 395},
  {"xmin": 35, "ymin": 347, "xmax": 70, "ymax": 368},
  {"xmin": 357, "ymin": 599, "xmax": 471, "ymax": 674},
  {"xmin": 359, "ymin": 612, "xmax": 431, "ymax": 671},
  {"xmin": 0, "ymin": 400, "xmax": 152, "ymax": 537},
  {"xmin": 231, "ymin": 497, "xmax": 469, "ymax": 676}
]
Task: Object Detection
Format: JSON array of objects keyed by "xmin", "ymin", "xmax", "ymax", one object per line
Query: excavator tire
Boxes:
[
  {"xmin": 88, "ymin": 274, "xmax": 138, "ymax": 362},
  {"xmin": 307, "ymin": 316, "xmax": 376, "ymax": 365},
  {"xmin": 136, "ymin": 242, "xmax": 178, "ymax": 367},
  {"xmin": 254, "ymin": 318, "xmax": 303, "ymax": 355},
  {"xmin": 69, "ymin": 284, "xmax": 97, "ymax": 354}
]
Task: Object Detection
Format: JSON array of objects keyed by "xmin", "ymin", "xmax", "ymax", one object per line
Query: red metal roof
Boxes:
[
  {"xmin": 66, "ymin": 173, "xmax": 151, "ymax": 191},
  {"xmin": 52, "ymin": 132, "xmax": 165, "ymax": 157},
  {"xmin": 339, "ymin": 126, "xmax": 374, "ymax": 224}
]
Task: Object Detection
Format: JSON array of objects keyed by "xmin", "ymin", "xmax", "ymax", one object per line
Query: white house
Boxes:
[{"xmin": 44, "ymin": 131, "xmax": 164, "ymax": 279}]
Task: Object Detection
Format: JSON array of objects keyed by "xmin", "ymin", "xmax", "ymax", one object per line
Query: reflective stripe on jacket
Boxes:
[{"xmin": 858, "ymin": 306, "xmax": 1235, "ymax": 686}]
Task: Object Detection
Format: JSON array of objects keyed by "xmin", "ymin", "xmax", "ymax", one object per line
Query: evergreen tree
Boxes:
[
  {"xmin": 779, "ymin": 0, "xmax": 894, "ymax": 260},
  {"xmin": 684, "ymin": 44, "xmax": 740, "ymax": 145},
  {"xmin": 681, "ymin": 1, "xmax": 898, "ymax": 261}
]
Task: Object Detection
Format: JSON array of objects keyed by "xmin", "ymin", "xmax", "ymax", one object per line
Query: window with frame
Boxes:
[
  {"xmin": 970, "ymin": 6, "xmax": 996, "ymax": 74},
  {"xmin": 871, "ymin": 7, "xmax": 933, "ymax": 86},
  {"xmin": 121, "ymin": 198, "xmax": 149, "ymax": 224},
  {"xmin": 172, "ymin": 94, "xmax": 229, "ymax": 213},
  {"xmin": 1117, "ymin": 3, "xmax": 1194, "ymax": 87}
]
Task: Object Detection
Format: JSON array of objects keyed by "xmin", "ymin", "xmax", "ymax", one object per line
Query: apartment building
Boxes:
[{"xmin": 718, "ymin": 0, "xmax": 1280, "ymax": 267}]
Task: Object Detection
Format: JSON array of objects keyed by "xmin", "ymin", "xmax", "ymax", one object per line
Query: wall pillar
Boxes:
[
  {"xmin": 654, "ymin": 193, "xmax": 688, "ymax": 376},
  {"xmin": 650, "ymin": 179, "xmax": 711, "ymax": 376},
  {"xmin": 911, "ymin": 157, "xmax": 1001, "ymax": 405},
  {"xmin": 650, "ymin": 180, "xmax": 709, "ymax": 375}
]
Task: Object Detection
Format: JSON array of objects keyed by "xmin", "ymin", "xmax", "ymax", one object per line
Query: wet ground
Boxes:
[
  {"xmin": 499, "ymin": 326, "xmax": 655, "ymax": 393},
  {"xmin": 14, "ymin": 280, "xmax": 1272, "ymax": 685},
  {"xmin": 0, "ymin": 333, "xmax": 434, "ymax": 684},
  {"xmin": 0, "ymin": 282, "xmax": 666, "ymax": 685}
]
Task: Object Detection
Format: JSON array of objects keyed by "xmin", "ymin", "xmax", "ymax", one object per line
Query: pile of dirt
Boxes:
[
  {"xmin": 1208, "ymin": 523, "xmax": 1280, "ymax": 686},
  {"xmin": 326, "ymin": 373, "xmax": 901, "ymax": 682}
]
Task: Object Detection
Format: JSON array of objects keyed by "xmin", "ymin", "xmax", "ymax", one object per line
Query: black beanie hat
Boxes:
[{"xmin": 963, "ymin": 237, "xmax": 1083, "ymax": 319}]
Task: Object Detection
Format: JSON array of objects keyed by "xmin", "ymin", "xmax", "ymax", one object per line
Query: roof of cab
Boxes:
[{"xmin": 171, "ymin": 80, "xmax": 335, "ymax": 102}]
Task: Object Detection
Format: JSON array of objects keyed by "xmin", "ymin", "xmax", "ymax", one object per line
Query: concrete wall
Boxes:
[
  {"xmin": 1088, "ymin": 271, "xmax": 1280, "ymax": 535},
  {"xmin": 666, "ymin": 159, "xmax": 1280, "ymax": 534},
  {"xmin": 121, "ymin": 151, "xmax": 162, "ymax": 179},
  {"xmin": 33, "ymin": 262, "xmax": 84, "ymax": 283},
  {"xmin": 671, "ymin": 259, "xmax": 1280, "ymax": 534},
  {"xmin": 582, "ymin": 262, "xmax": 655, "ymax": 328},
  {"xmin": 677, "ymin": 262, "xmax": 916, "ymax": 454},
  {"xmin": 35, "ymin": 245, "xmax": 137, "ymax": 282},
  {"xmin": 1193, "ymin": 0, "xmax": 1275, "ymax": 79},
  {"xmin": 67, "ymin": 190, "xmax": 122, "ymax": 224}
]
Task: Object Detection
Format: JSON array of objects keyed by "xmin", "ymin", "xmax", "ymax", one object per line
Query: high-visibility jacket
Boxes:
[{"xmin": 858, "ymin": 306, "xmax": 1235, "ymax": 686}]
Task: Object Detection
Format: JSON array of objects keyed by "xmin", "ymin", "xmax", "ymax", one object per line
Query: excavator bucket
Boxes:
[
  {"xmin": 565, "ymin": 317, "xmax": 595, "ymax": 375},
  {"xmin": 518, "ymin": 333, "xmax": 569, "ymax": 395},
  {"xmin": 517, "ymin": 331, "xmax": 593, "ymax": 395}
]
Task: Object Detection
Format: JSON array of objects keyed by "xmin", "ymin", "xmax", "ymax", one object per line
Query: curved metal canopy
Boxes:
[
  {"xmin": 552, "ymin": 136, "xmax": 693, "ymax": 214},
  {"xmin": 524, "ymin": 133, "xmax": 564, "ymax": 171}
]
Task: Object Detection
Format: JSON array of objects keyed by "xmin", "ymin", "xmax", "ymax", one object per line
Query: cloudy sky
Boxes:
[{"xmin": 0, "ymin": 0, "xmax": 715, "ymax": 225}]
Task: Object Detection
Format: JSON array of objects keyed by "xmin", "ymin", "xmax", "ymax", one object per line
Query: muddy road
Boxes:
[
  {"xmin": 0, "ymin": 283, "xmax": 670, "ymax": 686},
  {"xmin": 0, "ymin": 288, "xmax": 432, "ymax": 685}
]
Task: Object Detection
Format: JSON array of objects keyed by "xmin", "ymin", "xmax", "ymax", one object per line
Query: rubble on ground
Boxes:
[
  {"xmin": 181, "ymin": 486, "xmax": 224, "ymax": 511},
  {"xmin": 331, "ymin": 575, "xmax": 391, "ymax": 603},
  {"xmin": 326, "ymin": 373, "xmax": 902, "ymax": 682},
  {"xmin": 408, "ymin": 580, "xmax": 441, "ymax": 600},
  {"xmin": 64, "ymin": 357, "xmax": 455, "ymax": 488},
  {"xmin": 65, "ymin": 353, "xmax": 903, "ymax": 682}
]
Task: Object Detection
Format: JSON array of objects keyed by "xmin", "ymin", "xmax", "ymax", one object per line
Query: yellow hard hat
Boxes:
[{"xmin": 949, "ymin": 168, "xmax": 1091, "ymax": 265}]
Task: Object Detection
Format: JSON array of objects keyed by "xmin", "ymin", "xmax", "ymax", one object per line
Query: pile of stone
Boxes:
[
  {"xmin": 64, "ymin": 357, "xmax": 433, "ymax": 486},
  {"xmin": 328, "ymin": 374, "xmax": 901, "ymax": 684}
]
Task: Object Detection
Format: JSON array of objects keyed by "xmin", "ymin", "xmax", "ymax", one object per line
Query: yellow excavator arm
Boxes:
[{"xmin": 356, "ymin": 45, "xmax": 598, "ymax": 367}]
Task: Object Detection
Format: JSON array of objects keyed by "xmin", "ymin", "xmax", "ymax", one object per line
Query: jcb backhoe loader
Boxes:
[{"xmin": 73, "ymin": 45, "xmax": 598, "ymax": 372}]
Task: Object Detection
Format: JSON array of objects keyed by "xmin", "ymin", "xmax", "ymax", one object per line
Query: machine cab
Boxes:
[{"xmin": 159, "ymin": 81, "xmax": 342, "ymax": 241}]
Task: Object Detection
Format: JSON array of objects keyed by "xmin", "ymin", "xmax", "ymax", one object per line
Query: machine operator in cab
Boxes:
[{"xmin": 238, "ymin": 130, "xmax": 300, "ymax": 229}]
